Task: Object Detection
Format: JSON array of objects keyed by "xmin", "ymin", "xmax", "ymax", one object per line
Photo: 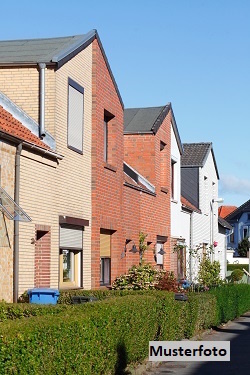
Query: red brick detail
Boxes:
[
  {"xmin": 91, "ymin": 39, "xmax": 124, "ymax": 288},
  {"xmin": 0, "ymin": 106, "xmax": 50, "ymax": 150},
  {"xmin": 123, "ymin": 110, "xmax": 172, "ymax": 271},
  {"xmin": 34, "ymin": 225, "xmax": 51, "ymax": 287}
]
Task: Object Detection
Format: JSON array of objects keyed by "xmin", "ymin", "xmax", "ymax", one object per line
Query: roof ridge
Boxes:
[
  {"xmin": 0, "ymin": 34, "xmax": 84, "ymax": 43},
  {"xmin": 125, "ymin": 105, "xmax": 167, "ymax": 110}
]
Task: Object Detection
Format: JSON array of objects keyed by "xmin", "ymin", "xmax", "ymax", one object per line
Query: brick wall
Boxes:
[
  {"xmin": 18, "ymin": 46, "xmax": 92, "ymax": 295},
  {"xmin": 34, "ymin": 225, "xmax": 51, "ymax": 287},
  {"xmin": 124, "ymin": 110, "xmax": 172, "ymax": 271},
  {"xmin": 0, "ymin": 140, "xmax": 15, "ymax": 302},
  {"xmin": 91, "ymin": 38, "xmax": 124, "ymax": 288},
  {"xmin": 0, "ymin": 67, "xmax": 56, "ymax": 136}
]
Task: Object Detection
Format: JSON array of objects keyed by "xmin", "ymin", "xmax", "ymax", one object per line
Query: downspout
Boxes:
[
  {"xmin": 13, "ymin": 143, "xmax": 22, "ymax": 303},
  {"xmin": 39, "ymin": 63, "xmax": 46, "ymax": 137},
  {"xmin": 189, "ymin": 211, "xmax": 193, "ymax": 282}
]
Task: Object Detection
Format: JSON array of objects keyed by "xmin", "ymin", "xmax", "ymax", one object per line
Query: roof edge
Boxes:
[
  {"xmin": 0, "ymin": 91, "xmax": 55, "ymax": 150},
  {"xmin": 52, "ymin": 30, "xmax": 124, "ymax": 109}
]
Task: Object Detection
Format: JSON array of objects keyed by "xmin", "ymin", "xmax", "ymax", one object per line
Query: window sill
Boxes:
[
  {"xmin": 104, "ymin": 163, "xmax": 117, "ymax": 172},
  {"xmin": 100, "ymin": 284, "xmax": 112, "ymax": 289},
  {"xmin": 161, "ymin": 187, "xmax": 169, "ymax": 194}
]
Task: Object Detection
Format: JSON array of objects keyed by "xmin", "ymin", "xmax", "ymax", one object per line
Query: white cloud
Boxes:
[{"xmin": 220, "ymin": 174, "xmax": 250, "ymax": 195}]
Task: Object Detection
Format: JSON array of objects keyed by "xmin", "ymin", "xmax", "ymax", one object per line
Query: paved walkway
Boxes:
[{"xmin": 144, "ymin": 312, "xmax": 250, "ymax": 375}]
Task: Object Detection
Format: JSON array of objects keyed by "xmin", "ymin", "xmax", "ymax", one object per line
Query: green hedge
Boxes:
[
  {"xmin": 1, "ymin": 286, "xmax": 250, "ymax": 374},
  {"xmin": 0, "ymin": 292, "xmax": 215, "ymax": 374},
  {"xmin": 210, "ymin": 284, "xmax": 250, "ymax": 323},
  {"xmin": 0, "ymin": 302, "xmax": 70, "ymax": 322},
  {"xmin": 227, "ymin": 264, "xmax": 249, "ymax": 271},
  {"xmin": 58, "ymin": 288, "xmax": 146, "ymax": 304}
]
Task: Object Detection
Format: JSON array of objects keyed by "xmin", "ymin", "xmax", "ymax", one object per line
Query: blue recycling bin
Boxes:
[{"xmin": 27, "ymin": 288, "xmax": 60, "ymax": 304}]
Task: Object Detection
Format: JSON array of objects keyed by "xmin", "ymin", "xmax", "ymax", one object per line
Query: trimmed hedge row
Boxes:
[
  {"xmin": 1, "ymin": 286, "xmax": 250, "ymax": 374},
  {"xmin": 0, "ymin": 292, "xmax": 215, "ymax": 374},
  {"xmin": 210, "ymin": 284, "xmax": 250, "ymax": 323},
  {"xmin": 57, "ymin": 288, "xmax": 145, "ymax": 304},
  {"xmin": 227, "ymin": 263, "xmax": 249, "ymax": 271},
  {"xmin": 0, "ymin": 302, "xmax": 70, "ymax": 322}
]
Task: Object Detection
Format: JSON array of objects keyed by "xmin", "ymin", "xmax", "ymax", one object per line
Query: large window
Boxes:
[
  {"xmin": 100, "ymin": 229, "xmax": 112, "ymax": 285},
  {"xmin": 68, "ymin": 78, "xmax": 84, "ymax": 153},
  {"xmin": 59, "ymin": 225, "xmax": 83, "ymax": 288}
]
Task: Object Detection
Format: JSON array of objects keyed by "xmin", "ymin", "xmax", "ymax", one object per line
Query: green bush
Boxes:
[
  {"xmin": 198, "ymin": 258, "xmax": 221, "ymax": 287},
  {"xmin": 58, "ymin": 288, "xmax": 153, "ymax": 304},
  {"xmin": 230, "ymin": 269, "xmax": 244, "ymax": 282},
  {"xmin": 111, "ymin": 263, "xmax": 165, "ymax": 290},
  {"xmin": 227, "ymin": 264, "xmax": 249, "ymax": 271},
  {"xmin": 210, "ymin": 284, "xmax": 250, "ymax": 323},
  {"xmin": 0, "ymin": 302, "xmax": 69, "ymax": 322},
  {"xmin": 0, "ymin": 291, "xmax": 218, "ymax": 374},
  {"xmin": 1, "ymin": 286, "xmax": 250, "ymax": 374}
]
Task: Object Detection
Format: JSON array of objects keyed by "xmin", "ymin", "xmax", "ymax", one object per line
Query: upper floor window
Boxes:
[
  {"xmin": 248, "ymin": 213, "xmax": 250, "ymax": 221},
  {"xmin": 171, "ymin": 159, "xmax": 177, "ymax": 199},
  {"xmin": 103, "ymin": 110, "xmax": 115, "ymax": 164},
  {"xmin": 68, "ymin": 78, "xmax": 84, "ymax": 154}
]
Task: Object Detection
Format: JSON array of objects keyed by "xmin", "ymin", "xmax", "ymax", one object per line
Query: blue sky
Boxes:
[{"xmin": 1, "ymin": 0, "xmax": 250, "ymax": 206}]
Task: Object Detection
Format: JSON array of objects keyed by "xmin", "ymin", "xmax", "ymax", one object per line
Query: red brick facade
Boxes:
[
  {"xmin": 34, "ymin": 224, "xmax": 51, "ymax": 287},
  {"xmin": 124, "ymin": 110, "xmax": 173, "ymax": 271},
  {"xmin": 91, "ymin": 38, "xmax": 125, "ymax": 288}
]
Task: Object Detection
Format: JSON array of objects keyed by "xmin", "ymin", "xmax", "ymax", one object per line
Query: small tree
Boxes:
[
  {"xmin": 198, "ymin": 257, "xmax": 221, "ymax": 287},
  {"xmin": 139, "ymin": 231, "xmax": 148, "ymax": 265},
  {"xmin": 237, "ymin": 238, "xmax": 250, "ymax": 257}
]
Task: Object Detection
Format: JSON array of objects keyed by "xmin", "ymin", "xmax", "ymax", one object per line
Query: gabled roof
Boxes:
[
  {"xmin": 124, "ymin": 103, "xmax": 183, "ymax": 153},
  {"xmin": 181, "ymin": 142, "xmax": 219, "ymax": 179},
  {"xmin": 225, "ymin": 199, "xmax": 250, "ymax": 221},
  {"xmin": 218, "ymin": 216, "xmax": 233, "ymax": 230},
  {"xmin": 218, "ymin": 205, "xmax": 237, "ymax": 219},
  {"xmin": 0, "ymin": 105, "xmax": 49, "ymax": 150},
  {"xmin": 0, "ymin": 30, "xmax": 123, "ymax": 108}
]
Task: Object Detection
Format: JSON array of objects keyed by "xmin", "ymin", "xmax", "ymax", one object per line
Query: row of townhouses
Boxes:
[{"xmin": 0, "ymin": 30, "xmax": 229, "ymax": 302}]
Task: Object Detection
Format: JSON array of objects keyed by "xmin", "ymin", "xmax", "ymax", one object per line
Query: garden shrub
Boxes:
[
  {"xmin": 230, "ymin": 269, "xmax": 244, "ymax": 283},
  {"xmin": 198, "ymin": 258, "xmax": 221, "ymax": 287},
  {"xmin": 210, "ymin": 284, "xmax": 250, "ymax": 324},
  {"xmin": 0, "ymin": 302, "xmax": 69, "ymax": 322},
  {"xmin": 155, "ymin": 271, "xmax": 179, "ymax": 292},
  {"xmin": 1, "ymin": 286, "xmax": 250, "ymax": 374},
  {"xmin": 111, "ymin": 263, "xmax": 165, "ymax": 290}
]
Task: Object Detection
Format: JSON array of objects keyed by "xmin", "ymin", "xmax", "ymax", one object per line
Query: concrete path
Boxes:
[{"xmin": 143, "ymin": 312, "xmax": 250, "ymax": 375}]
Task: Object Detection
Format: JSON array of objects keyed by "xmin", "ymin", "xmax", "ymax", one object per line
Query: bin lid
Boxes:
[{"xmin": 27, "ymin": 288, "xmax": 60, "ymax": 295}]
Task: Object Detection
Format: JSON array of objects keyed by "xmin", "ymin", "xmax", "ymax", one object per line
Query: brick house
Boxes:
[
  {"xmin": 0, "ymin": 32, "xmax": 103, "ymax": 299},
  {"xmin": 0, "ymin": 29, "xmax": 127, "ymax": 296},
  {"xmin": 0, "ymin": 103, "xmax": 55, "ymax": 302},
  {"xmin": 123, "ymin": 104, "xmax": 180, "ymax": 270}
]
